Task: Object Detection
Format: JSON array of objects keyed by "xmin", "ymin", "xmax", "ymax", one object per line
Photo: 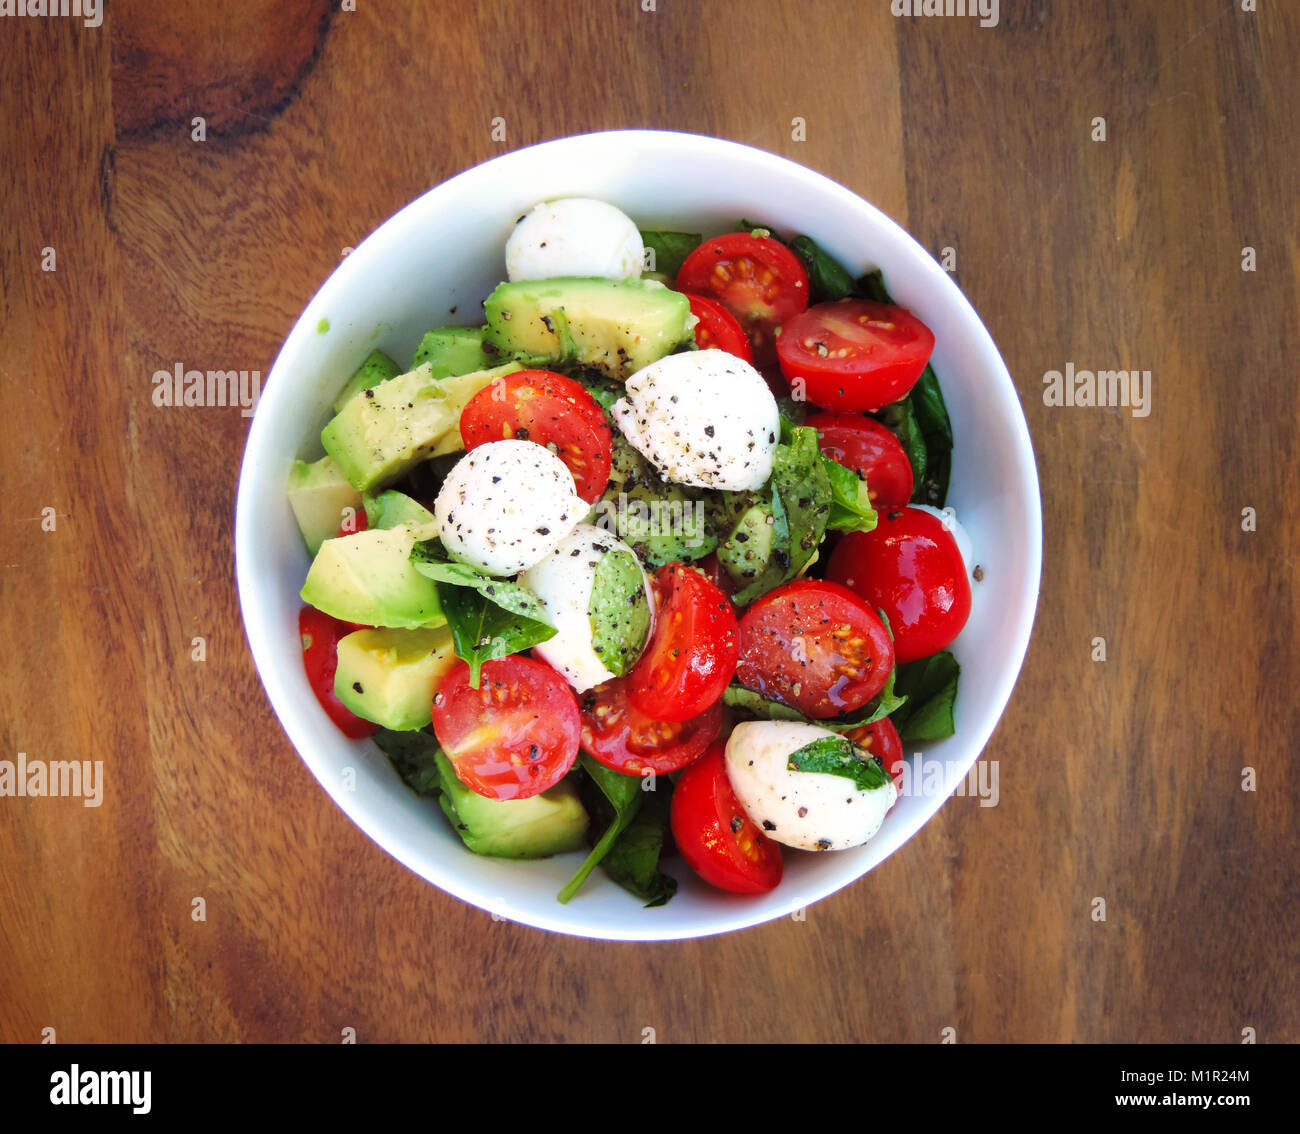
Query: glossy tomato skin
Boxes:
[
  {"xmin": 846, "ymin": 716, "xmax": 905, "ymax": 788},
  {"xmin": 684, "ymin": 293, "xmax": 754, "ymax": 362},
  {"xmin": 735, "ymin": 579, "xmax": 894, "ymax": 719},
  {"xmin": 298, "ymin": 606, "xmax": 379, "ymax": 740},
  {"xmin": 626, "ymin": 563, "xmax": 739, "ymax": 723},
  {"xmin": 671, "ymin": 741, "xmax": 783, "ymax": 894},
  {"xmin": 580, "ymin": 676, "xmax": 723, "ymax": 776},
  {"xmin": 777, "ymin": 299, "xmax": 935, "ymax": 412},
  {"xmin": 336, "ymin": 504, "xmax": 368, "ymax": 538},
  {"xmin": 676, "ymin": 233, "xmax": 809, "ymax": 364},
  {"xmin": 826, "ymin": 506, "xmax": 971, "ymax": 664},
  {"xmin": 806, "ymin": 412, "xmax": 914, "ymax": 509},
  {"xmin": 459, "ymin": 369, "xmax": 612, "ymax": 502},
  {"xmin": 430, "ymin": 656, "xmax": 580, "ymax": 800}
]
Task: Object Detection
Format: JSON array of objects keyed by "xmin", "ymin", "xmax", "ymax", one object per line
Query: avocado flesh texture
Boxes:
[
  {"xmin": 321, "ymin": 361, "xmax": 521, "ymax": 492},
  {"xmin": 413, "ymin": 325, "xmax": 498, "ymax": 377},
  {"xmin": 331, "ymin": 349, "xmax": 403, "ymax": 415},
  {"xmin": 363, "ymin": 489, "xmax": 435, "ymax": 531},
  {"xmin": 334, "ymin": 626, "xmax": 457, "ymax": 731},
  {"xmin": 300, "ymin": 523, "xmax": 445, "ymax": 629},
  {"xmin": 435, "ymin": 752, "xmax": 588, "ymax": 859},
  {"xmin": 484, "ymin": 276, "xmax": 693, "ymax": 379},
  {"xmin": 288, "ymin": 456, "xmax": 364, "ymax": 554}
]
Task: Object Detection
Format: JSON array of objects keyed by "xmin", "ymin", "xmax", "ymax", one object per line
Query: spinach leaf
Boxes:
[
  {"xmin": 557, "ymin": 754, "xmax": 645, "ymax": 904},
  {"xmin": 877, "ymin": 397, "xmax": 928, "ymax": 491},
  {"xmin": 409, "ymin": 539, "xmax": 555, "ymax": 687},
  {"xmin": 639, "ymin": 230, "xmax": 702, "ymax": 279},
  {"xmin": 736, "ymin": 218, "xmax": 782, "ymax": 237},
  {"xmin": 821, "ymin": 452, "xmax": 878, "ymax": 533},
  {"xmin": 600, "ymin": 787, "xmax": 677, "ymax": 907},
  {"xmin": 722, "ymin": 685, "xmax": 809, "ymax": 722},
  {"xmin": 786, "ymin": 734, "xmax": 891, "ymax": 791},
  {"xmin": 789, "ymin": 234, "xmax": 859, "ymax": 303},
  {"xmin": 855, "ymin": 268, "xmax": 892, "ymax": 304},
  {"xmin": 723, "ymin": 672, "xmax": 905, "ymax": 732},
  {"xmin": 889, "ymin": 652, "xmax": 960, "ymax": 741},
  {"xmin": 372, "ymin": 728, "xmax": 442, "ymax": 796}
]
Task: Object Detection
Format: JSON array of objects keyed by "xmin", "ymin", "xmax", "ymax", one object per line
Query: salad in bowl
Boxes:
[{"xmin": 288, "ymin": 195, "xmax": 975, "ymax": 908}]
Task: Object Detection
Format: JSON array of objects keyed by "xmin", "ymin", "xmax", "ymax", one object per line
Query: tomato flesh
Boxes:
[
  {"xmin": 684, "ymin": 292, "xmax": 754, "ymax": 362},
  {"xmin": 735, "ymin": 579, "xmax": 894, "ymax": 719},
  {"xmin": 580, "ymin": 676, "xmax": 722, "ymax": 776},
  {"xmin": 777, "ymin": 299, "xmax": 934, "ymax": 412},
  {"xmin": 298, "ymin": 606, "xmax": 378, "ymax": 740},
  {"xmin": 671, "ymin": 741, "xmax": 783, "ymax": 894},
  {"xmin": 459, "ymin": 369, "xmax": 612, "ymax": 502},
  {"xmin": 826, "ymin": 506, "xmax": 970, "ymax": 664},
  {"xmin": 807, "ymin": 411, "xmax": 914, "ymax": 509},
  {"xmin": 845, "ymin": 716, "xmax": 905, "ymax": 788},
  {"xmin": 430, "ymin": 656, "xmax": 580, "ymax": 800},
  {"xmin": 626, "ymin": 563, "xmax": 739, "ymax": 723}
]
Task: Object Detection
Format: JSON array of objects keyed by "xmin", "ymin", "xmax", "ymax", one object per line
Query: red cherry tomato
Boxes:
[
  {"xmin": 335, "ymin": 503, "xmax": 368, "ymax": 539},
  {"xmin": 735, "ymin": 579, "xmax": 894, "ymax": 719},
  {"xmin": 826, "ymin": 506, "xmax": 971, "ymax": 664},
  {"xmin": 670, "ymin": 741, "xmax": 783, "ymax": 894},
  {"xmin": 579, "ymin": 676, "xmax": 723, "ymax": 776},
  {"xmin": 806, "ymin": 412, "xmax": 914, "ymax": 509},
  {"xmin": 676, "ymin": 233, "xmax": 809, "ymax": 364},
  {"xmin": 298, "ymin": 606, "xmax": 379, "ymax": 740},
  {"xmin": 626, "ymin": 563, "xmax": 739, "ymax": 723},
  {"xmin": 845, "ymin": 716, "xmax": 905, "ymax": 788},
  {"xmin": 776, "ymin": 299, "xmax": 935, "ymax": 411},
  {"xmin": 683, "ymin": 292, "xmax": 754, "ymax": 362},
  {"xmin": 430, "ymin": 656, "xmax": 580, "ymax": 800},
  {"xmin": 459, "ymin": 369, "xmax": 612, "ymax": 502}
]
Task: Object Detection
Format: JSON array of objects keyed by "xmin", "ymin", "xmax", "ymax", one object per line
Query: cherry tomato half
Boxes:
[
  {"xmin": 580, "ymin": 676, "xmax": 723, "ymax": 776},
  {"xmin": 826, "ymin": 506, "xmax": 971, "ymax": 664},
  {"xmin": 845, "ymin": 716, "xmax": 905, "ymax": 788},
  {"xmin": 676, "ymin": 233, "xmax": 809, "ymax": 363},
  {"xmin": 430, "ymin": 656, "xmax": 580, "ymax": 800},
  {"xmin": 735, "ymin": 579, "xmax": 894, "ymax": 719},
  {"xmin": 459, "ymin": 369, "xmax": 612, "ymax": 502},
  {"xmin": 626, "ymin": 563, "xmax": 739, "ymax": 723},
  {"xmin": 806, "ymin": 411, "xmax": 914, "ymax": 510},
  {"xmin": 776, "ymin": 299, "xmax": 935, "ymax": 412},
  {"xmin": 684, "ymin": 292, "xmax": 754, "ymax": 362},
  {"xmin": 335, "ymin": 503, "xmax": 368, "ymax": 539},
  {"xmin": 671, "ymin": 741, "xmax": 783, "ymax": 894},
  {"xmin": 298, "ymin": 606, "xmax": 378, "ymax": 740}
]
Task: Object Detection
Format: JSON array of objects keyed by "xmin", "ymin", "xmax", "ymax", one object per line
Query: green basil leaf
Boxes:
[
  {"xmin": 877, "ymin": 397, "xmax": 928, "ymax": 492},
  {"xmin": 736, "ymin": 218, "xmax": 782, "ymax": 238},
  {"xmin": 437, "ymin": 585, "xmax": 555, "ymax": 688},
  {"xmin": 786, "ymin": 735, "xmax": 891, "ymax": 792},
  {"xmin": 588, "ymin": 545, "xmax": 651, "ymax": 676},
  {"xmin": 722, "ymin": 685, "xmax": 809, "ymax": 722},
  {"xmin": 372, "ymin": 728, "xmax": 442, "ymax": 796},
  {"xmin": 890, "ymin": 652, "xmax": 960, "ymax": 741},
  {"xmin": 639, "ymin": 230, "xmax": 702, "ymax": 279},
  {"xmin": 600, "ymin": 787, "xmax": 677, "ymax": 907},
  {"xmin": 558, "ymin": 753, "xmax": 646, "ymax": 904},
  {"xmin": 855, "ymin": 268, "xmax": 892, "ymax": 304},
  {"xmin": 789, "ymin": 234, "xmax": 859, "ymax": 303},
  {"xmin": 821, "ymin": 453, "xmax": 878, "ymax": 533}
]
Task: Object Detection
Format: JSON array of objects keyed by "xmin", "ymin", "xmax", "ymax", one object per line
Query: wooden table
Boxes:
[{"xmin": 2, "ymin": 0, "xmax": 1295, "ymax": 1044}]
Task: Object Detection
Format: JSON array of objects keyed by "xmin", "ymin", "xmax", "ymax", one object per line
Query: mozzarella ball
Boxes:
[
  {"xmin": 725, "ymin": 721, "xmax": 897, "ymax": 851},
  {"xmin": 521, "ymin": 523, "xmax": 653, "ymax": 693},
  {"xmin": 912, "ymin": 504, "xmax": 976, "ymax": 579},
  {"xmin": 433, "ymin": 440, "xmax": 586, "ymax": 575},
  {"xmin": 505, "ymin": 198, "xmax": 644, "ymax": 282},
  {"xmin": 610, "ymin": 349, "xmax": 779, "ymax": 491}
]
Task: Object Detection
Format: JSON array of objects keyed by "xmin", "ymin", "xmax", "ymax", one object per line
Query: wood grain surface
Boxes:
[{"xmin": 1, "ymin": 0, "xmax": 1296, "ymax": 1044}]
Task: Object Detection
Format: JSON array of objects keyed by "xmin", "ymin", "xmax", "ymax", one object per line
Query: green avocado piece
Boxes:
[
  {"xmin": 287, "ymin": 455, "xmax": 364, "ymax": 554},
  {"xmin": 334, "ymin": 626, "xmax": 457, "ymax": 731},
  {"xmin": 587, "ymin": 545, "xmax": 651, "ymax": 676},
  {"xmin": 331, "ymin": 349, "xmax": 402, "ymax": 415},
  {"xmin": 300, "ymin": 523, "xmax": 445, "ymax": 629},
  {"xmin": 435, "ymin": 751, "xmax": 588, "ymax": 859},
  {"xmin": 321, "ymin": 361, "xmax": 520, "ymax": 491},
  {"xmin": 483, "ymin": 276, "xmax": 693, "ymax": 379},
  {"xmin": 362, "ymin": 489, "xmax": 435, "ymax": 531},
  {"xmin": 716, "ymin": 499, "xmax": 776, "ymax": 584},
  {"xmin": 413, "ymin": 325, "xmax": 499, "ymax": 378}
]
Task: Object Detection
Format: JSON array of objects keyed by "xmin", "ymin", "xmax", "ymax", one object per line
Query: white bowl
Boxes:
[{"xmin": 235, "ymin": 130, "xmax": 1041, "ymax": 941}]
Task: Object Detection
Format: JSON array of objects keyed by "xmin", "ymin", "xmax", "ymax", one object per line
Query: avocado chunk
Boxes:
[
  {"xmin": 288, "ymin": 456, "xmax": 364, "ymax": 554},
  {"xmin": 334, "ymin": 626, "xmax": 457, "ymax": 730},
  {"xmin": 413, "ymin": 325, "xmax": 499, "ymax": 378},
  {"xmin": 435, "ymin": 751, "xmax": 588, "ymax": 859},
  {"xmin": 331, "ymin": 349, "xmax": 402, "ymax": 414},
  {"xmin": 484, "ymin": 276, "xmax": 693, "ymax": 379},
  {"xmin": 419, "ymin": 364, "xmax": 523, "ymax": 458},
  {"xmin": 362, "ymin": 489, "xmax": 435, "ymax": 531},
  {"xmin": 321, "ymin": 361, "xmax": 521, "ymax": 491},
  {"xmin": 300, "ymin": 523, "xmax": 445, "ymax": 629},
  {"xmin": 715, "ymin": 499, "xmax": 776, "ymax": 584}
]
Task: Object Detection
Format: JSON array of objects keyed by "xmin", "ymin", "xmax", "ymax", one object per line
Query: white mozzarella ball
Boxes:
[
  {"xmin": 433, "ymin": 440, "xmax": 586, "ymax": 576},
  {"xmin": 521, "ymin": 524, "xmax": 652, "ymax": 693},
  {"xmin": 610, "ymin": 349, "xmax": 779, "ymax": 492},
  {"xmin": 724, "ymin": 721, "xmax": 897, "ymax": 851},
  {"xmin": 505, "ymin": 198, "xmax": 645, "ymax": 282}
]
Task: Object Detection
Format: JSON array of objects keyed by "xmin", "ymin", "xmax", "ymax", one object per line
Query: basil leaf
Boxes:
[
  {"xmin": 890, "ymin": 652, "xmax": 960, "ymax": 741},
  {"xmin": 855, "ymin": 268, "xmax": 892, "ymax": 303},
  {"xmin": 723, "ymin": 677, "xmax": 906, "ymax": 732},
  {"xmin": 437, "ymin": 586, "xmax": 555, "ymax": 688},
  {"xmin": 639, "ymin": 230, "xmax": 701, "ymax": 279},
  {"xmin": 600, "ymin": 787, "xmax": 677, "ymax": 907},
  {"xmin": 372, "ymin": 728, "xmax": 442, "ymax": 796},
  {"xmin": 786, "ymin": 735, "xmax": 890, "ymax": 792},
  {"xmin": 877, "ymin": 397, "xmax": 928, "ymax": 491},
  {"xmin": 558, "ymin": 753, "xmax": 645, "ymax": 904},
  {"xmin": 736, "ymin": 218, "xmax": 782, "ymax": 238},
  {"xmin": 907, "ymin": 365, "xmax": 953, "ymax": 507},
  {"xmin": 588, "ymin": 545, "xmax": 651, "ymax": 676},
  {"xmin": 722, "ymin": 685, "xmax": 809, "ymax": 722},
  {"xmin": 789, "ymin": 234, "xmax": 859, "ymax": 303},
  {"xmin": 821, "ymin": 453, "xmax": 877, "ymax": 533}
]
